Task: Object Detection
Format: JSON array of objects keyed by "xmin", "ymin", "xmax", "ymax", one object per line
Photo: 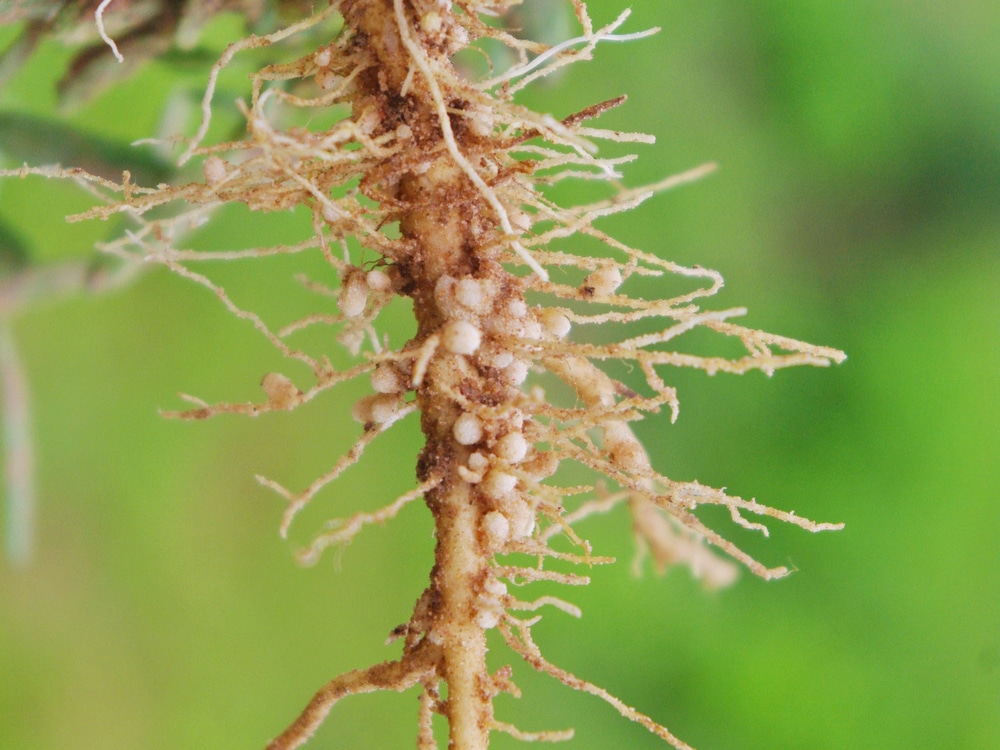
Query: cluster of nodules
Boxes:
[
  {"xmin": 435, "ymin": 273, "xmax": 572, "ymax": 553},
  {"xmin": 341, "ymin": 261, "xmax": 417, "ymax": 427},
  {"xmin": 338, "ymin": 264, "xmax": 395, "ymax": 317},
  {"xmin": 333, "ymin": 263, "xmax": 399, "ymax": 356},
  {"xmin": 433, "ymin": 272, "xmax": 571, "ymax": 374},
  {"xmin": 350, "ymin": 265, "xmax": 576, "ymax": 573}
]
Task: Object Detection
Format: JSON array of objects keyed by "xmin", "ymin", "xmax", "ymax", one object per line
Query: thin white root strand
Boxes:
[
  {"xmin": 95, "ymin": 0, "xmax": 124, "ymax": 63},
  {"xmin": 296, "ymin": 476, "xmax": 441, "ymax": 566},
  {"xmin": 393, "ymin": 0, "xmax": 549, "ymax": 281},
  {"xmin": 481, "ymin": 9, "xmax": 657, "ymax": 92},
  {"xmin": 261, "ymin": 404, "xmax": 417, "ymax": 538},
  {"xmin": 501, "ymin": 621, "xmax": 697, "ymax": 750},
  {"xmin": 507, "ymin": 595, "xmax": 583, "ymax": 619},
  {"xmin": 492, "ymin": 720, "xmax": 575, "ymax": 743},
  {"xmin": 178, "ymin": 2, "xmax": 340, "ymax": 165}
]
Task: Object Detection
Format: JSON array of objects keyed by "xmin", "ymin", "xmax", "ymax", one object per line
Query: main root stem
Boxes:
[{"xmin": 3, "ymin": 1, "xmax": 845, "ymax": 748}]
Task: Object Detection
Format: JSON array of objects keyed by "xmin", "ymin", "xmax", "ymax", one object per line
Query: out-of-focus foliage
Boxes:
[
  {"xmin": 0, "ymin": 1, "xmax": 997, "ymax": 749},
  {"xmin": 0, "ymin": 0, "xmax": 310, "ymax": 105}
]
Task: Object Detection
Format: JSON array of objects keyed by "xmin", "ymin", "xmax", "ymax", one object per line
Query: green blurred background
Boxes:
[{"xmin": 0, "ymin": 1, "xmax": 997, "ymax": 748}]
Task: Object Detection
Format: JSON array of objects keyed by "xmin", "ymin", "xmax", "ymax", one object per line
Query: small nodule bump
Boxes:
[
  {"xmin": 453, "ymin": 412, "xmax": 484, "ymax": 445},
  {"xmin": 482, "ymin": 511, "xmax": 510, "ymax": 546},
  {"xmin": 482, "ymin": 469, "xmax": 517, "ymax": 500},
  {"xmin": 582, "ymin": 266, "xmax": 623, "ymax": 297},
  {"xmin": 504, "ymin": 359, "xmax": 529, "ymax": 386},
  {"xmin": 340, "ymin": 273, "xmax": 368, "ymax": 318},
  {"xmin": 371, "ymin": 362, "xmax": 405, "ymax": 394},
  {"xmin": 455, "ymin": 278, "xmax": 488, "ymax": 312},
  {"xmin": 203, "ymin": 156, "xmax": 227, "ymax": 187},
  {"xmin": 539, "ymin": 309, "xmax": 571, "ymax": 338},
  {"xmin": 468, "ymin": 452, "xmax": 489, "ymax": 472},
  {"xmin": 261, "ymin": 372, "xmax": 300, "ymax": 410},
  {"xmin": 313, "ymin": 48, "xmax": 332, "ymax": 67},
  {"xmin": 366, "ymin": 269, "xmax": 392, "ymax": 292},
  {"xmin": 496, "ymin": 432, "xmax": 528, "ymax": 464},
  {"xmin": 352, "ymin": 394, "xmax": 400, "ymax": 424},
  {"xmin": 442, "ymin": 320, "xmax": 481, "ymax": 355}
]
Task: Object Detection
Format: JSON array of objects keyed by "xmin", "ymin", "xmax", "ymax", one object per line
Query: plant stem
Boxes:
[
  {"xmin": 404, "ymin": 151, "xmax": 504, "ymax": 750},
  {"xmin": 427, "ymin": 480, "xmax": 491, "ymax": 749}
]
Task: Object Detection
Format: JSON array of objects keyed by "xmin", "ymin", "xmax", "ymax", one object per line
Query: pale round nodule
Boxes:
[
  {"xmin": 261, "ymin": 372, "xmax": 300, "ymax": 410},
  {"xmin": 475, "ymin": 609, "xmax": 501, "ymax": 630},
  {"xmin": 434, "ymin": 274, "xmax": 456, "ymax": 300},
  {"xmin": 339, "ymin": 275, "xmax": 368, "ymax": 317},
  {"xmin": 313, "ymin": 48, "xmax": 331, "ymax": 67},
  {"xmin": 477, "ymin": 346, "xmax": 513, "ymax": 370},
  {"xmin": 521, "ymin": 319, "xmax": 542, "ymax": 340},
  {"xmin": 369, "ymin": 395, "xmax": 399, "ymax": 423},
  {"xmin": 465, "ymin": 106, "xmax": 494, "ymax": 138},
  {"xmin": 496, "ymin": 432, "xmax": 528, "ymax": 463},
  {"xmin": 482, "ymin": 511, "xmax": 510, "ymax": 546},
  {"xmin": 609, "ymin": 439, "xmax": 648, "ymax": 474},
  {"xmin": 504, "ymin": 359, "xmax": 529, "ymax": 385},
  {"xmin": 366, "ymin": 269, "xmax": 392, "ymax": 292},
  {"xmin": 453, "ymin": 412, "xmax": 484, "ymax": 445},
  {"xmin": 455, "ymin": 278, "xmax": 489, "ymax": 312},
  {"xmin": 505, "ymin": 498, "xmax": 535, "ymax": 539},
  {"xmin": 468, "ymin": 452, "xmax": 489, "ymax": 472},
  {"xmin": 420, "ymin": 10, "xmax": 442, "ymax": 33},
  {"xmin": 314, "ymin": 68, "xmax": 343, "ymax": 91},
  {"xmin": 506, "ymin": 299, "xmax": 528, "ymax": 319},
  {"xmin": 509, "ymin": 208, "xmax": 531, "ymax": 233},
  {"xmin": 203, "ymin": 156, "xmax": 227, "ymax": 186},
  {"xmin": 524, "ymin": 451, "xmax": 559, "ymax": 480},
  {"xmin": 370, "ymin": 363, "xmax": 405, "ymax": 394},
  {"xmin": 352, "ymin": 394, "xmax": 399, "ymax": 424},
  {"xmin": 483, "ymin": 577, "xmax": 507, "ymax": 597},
  {"xmin": 481, "ymin": 469, "xmax": 517, "ymax": 500},
  {"xmin": 322, "ymin": 203, "xmax": 341, "ymax": 223},
  {"xmin": 584, "ymin": 265, "xmax": 623, "ymax": 296},
  {"xmin": 441, "ymin": 320, "xmax": 481, "ymax": 355},
  {"xmin": 539, "ymin": 309, "xmax": 571, "ymax": 338}
]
